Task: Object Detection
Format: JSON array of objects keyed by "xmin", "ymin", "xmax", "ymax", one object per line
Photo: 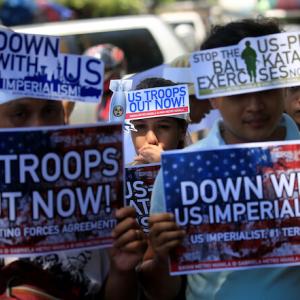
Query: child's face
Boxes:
[
  {"xmin": 0, "ymin": 98, "xmax": 65, "ymax": 128},
  {"xmin": 210, "ymin": 89, "xmax": 285, "ymax": 144},
  {"xmin": 284, "ymin": 87, "xmax": 300, "ymax": 128},
  {"xmin": 131, "ymin": 117, "xmax": 185, "ymax": 152}
]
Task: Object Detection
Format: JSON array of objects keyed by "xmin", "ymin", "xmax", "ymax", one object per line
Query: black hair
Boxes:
[
  {"xmin": 201, "ymin": 18, "xmax": 282, "ymax": 50},
  {"xmin": 136, "ymin": 77, "xmax": 176, "ymax": 89}
]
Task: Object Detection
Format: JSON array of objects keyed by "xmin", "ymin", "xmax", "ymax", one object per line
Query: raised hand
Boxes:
[{"xmin": 110, "ymin": 207, "xmax": 147, "ymax": 271}]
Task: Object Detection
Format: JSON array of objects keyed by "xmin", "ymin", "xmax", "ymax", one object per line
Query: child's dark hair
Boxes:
[
  {"xmin": 136, "ymin": 77, "xmax": 176, "ymax": 90},
  {"xmin": 201, "ymin": 18, "xmax": 282, "ymax": 50}
]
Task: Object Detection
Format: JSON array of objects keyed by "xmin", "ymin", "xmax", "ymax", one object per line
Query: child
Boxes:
[{"xmin": 129, "ymin": 77, "xmax": 190, "ymax": 165}]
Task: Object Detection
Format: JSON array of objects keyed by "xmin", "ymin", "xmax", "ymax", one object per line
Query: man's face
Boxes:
[
  {"xmin": 284, "ymin": 87, "xmax": 300, "ymax": 129},
  {"xmin": 0, "ymin": 98, "xmax": 65, "ymax": 128},
  {"xmin": 210, "ymin": 89, "xmax": 285, "ymax": 144}
]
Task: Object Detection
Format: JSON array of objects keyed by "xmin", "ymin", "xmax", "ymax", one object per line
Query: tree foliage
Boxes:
[{"xmin": 56, "ymin": 0, "xmax": 146, "ymax": 18}]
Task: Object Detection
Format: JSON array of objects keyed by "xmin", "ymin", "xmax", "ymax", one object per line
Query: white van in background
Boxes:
[
  {"xmin": 159, "ymin": 11, "xmax": 206, "ymax": 51},
  {"xmin": 13, "ymin": 15, "xmax": 188, "ymax": 75}
]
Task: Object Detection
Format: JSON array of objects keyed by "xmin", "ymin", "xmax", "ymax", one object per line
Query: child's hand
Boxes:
[
  {"xmin": 148, "ymin": 213, "xmax": 185, "ymax": 259},
  {"xmin": 110, "ymin": 207, "xmax": 147, "ymax": 272},
  {"xmin": 134, "ymin": 144, "xmax": 163, "ymax": 164}
]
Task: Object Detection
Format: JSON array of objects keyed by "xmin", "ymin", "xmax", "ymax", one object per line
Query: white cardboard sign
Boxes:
[
  {"xmin": 0, "ymin": 30, "xmax": 104, "ymax": 103},
  {"xmin": 190, "ymin": 32, "xmax": 300, "ymax": 99},
  {"xmin": 125, "ymin": 84, "xmax": 189, "ymax": 120}
]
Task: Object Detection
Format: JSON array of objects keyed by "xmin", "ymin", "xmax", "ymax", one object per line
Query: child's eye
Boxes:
[
  {"xmin": 158, "ymin": 124, "xmax": 171, "ymax": 130},
  {"xmin": 134, "ymin": 124, "xmax": 146, "ymax": 131}
]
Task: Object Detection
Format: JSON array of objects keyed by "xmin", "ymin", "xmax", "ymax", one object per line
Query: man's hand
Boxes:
[
  {"xmin": 149, "ymin": 213, "xmax": 185, "ymax": 259},
  {"xmin": 110, "ymin": 207, "xmax": 147, "ymax": 272},
  {"xmin": 138, "ymin": 213, "xmax": 185, "ymax": 300}
]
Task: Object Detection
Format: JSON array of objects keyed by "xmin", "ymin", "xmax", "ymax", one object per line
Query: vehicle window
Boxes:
[
  {"xmin": 59, "ymin": 28, "xmax": 163, "ymax": 74},
  {"xmin": 170, "ymin": 21, "xmax": 195, "ymax": 30}
]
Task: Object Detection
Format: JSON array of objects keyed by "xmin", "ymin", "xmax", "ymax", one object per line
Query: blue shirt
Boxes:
[{"xmin": 150, "ymin": 114, "xmax": 300, "ymax": 300}]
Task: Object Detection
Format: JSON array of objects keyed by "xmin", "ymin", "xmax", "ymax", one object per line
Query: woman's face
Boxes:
[{"xmin": 130, "ymin": 117, "xmax": 185, "ymax": 152}]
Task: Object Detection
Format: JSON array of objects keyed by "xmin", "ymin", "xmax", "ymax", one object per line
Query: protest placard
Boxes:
[
  {"xmin": 0, "ymin": 30, "xmax": 104, "ymax": 103},
  {"xmin": 0, "ymin": 122, "xmax": 123, "ymax": 256},
  {"xmin": 125, "ymin": 84, "xmax": 189, "ymax": 120},
  {"xmin": 162, "ymin": 140, "xmax": 300, "ymax": 275},
  {"xmin": 0, "ymin": 29, "xmax": 59, "ymax": 85},
  {"xmin": 0, "ymin": 53, "xmax": 104, "ymax": 103},
  {"xmin": 0, "ymin": 29, "xmax": 59, "ymax": 59},
  {"xmin": 125, "ymin": 163, "xmax": 160, "ymax": 232},
  {"xmin": 190, "ymin": 32, "xmax": 300, "ymax": 99}
]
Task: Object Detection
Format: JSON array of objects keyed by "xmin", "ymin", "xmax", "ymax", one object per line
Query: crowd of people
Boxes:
[{"xmin": 0, "ymin": 16, "xmax": 300, "ymax": 300}]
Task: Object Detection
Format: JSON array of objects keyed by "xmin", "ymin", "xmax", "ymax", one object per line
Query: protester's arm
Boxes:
[
  {"xmin": 139, "ymin": 213, "xmax": 186, "ymax": 300},
  {"xmin": 104, "ymin": 207, "xmax": 147, "ymax": 300}
]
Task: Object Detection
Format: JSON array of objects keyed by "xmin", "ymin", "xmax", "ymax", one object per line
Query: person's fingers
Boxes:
[
  {"xmin": 139, "ymin": 145, "xmax": 162, "ymax": 158},
  {"xmin": 149, "ymin": 213, "xmax": 178, "ymax": 237},
  {"xmin": 149, "ymin": 228, "xmax": 185, "ymax": 254},
  {"xmin": 155, "ymin": 240, "xmax": 183, "ymax": 256},
  {"xmin": 149, "ymin": 213, "xmax": 174, "ymax": 225},
  {"xmin": 114, "ymin": 228, "xmax": 136, "ymax": 248},
  {"xmin": 136, "ymin": 258, "xmax": 155, "ymax": 272},
  {"xmin": 112, "ymin": 217, "xmax": 138, "ymax": 239},
  {"xmin": 138, "ymin": 144, "xmax": 162, "ymax": 153},
  {"xmin": 121, "ymin": 239, "xmax": 148, "ymax": 252},
  {"xmin": 135, "ymin": 150, "xmax": 161, "ymax": 163},
  {"xmin": 113, "ymin": 228, "xmax": 145, "ymax": 248},
  {"xmin": 150, "ymin": 221, "xmax": 181, "ymax": 237},
  {"xmin": 148, "ymin": 213, "xmax": 185, "ymax": 257},
  {"xmin": 140, "ymin": 154, "xmax": 160, "ymax": 163},
  {"xmin": 151, "ymin": 230, "xmax": 185, "ymax": 246},
  {"xmin": 157, "ymin": 143, "xmax": 164, "ymax": 151},
  {"xmin": 134, "ymin": 155, "xmax": 146, "ymax": 161},
  {"xmin": 115, "ymin": 206, "xmax": 136, "ymax": 219},
  {"xmin": 133, "ymin": 155, "xmax": 148, "ymax": 163}
]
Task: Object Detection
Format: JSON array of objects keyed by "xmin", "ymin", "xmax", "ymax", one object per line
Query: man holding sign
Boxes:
[
  {"xmin": 142, "ymin": 19, "xmax": 300, "ymax": 300},
  {"xmin": 0, "ymin": 97, "xmax": 146, "ymax": 300},
  {"xmin": 0, "ymin": 27, "xmax": 146, "ymax": 300}
]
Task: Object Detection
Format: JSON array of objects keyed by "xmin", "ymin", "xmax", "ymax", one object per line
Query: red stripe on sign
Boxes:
[{"xmin": 126, "ymin": 107, "xmax": 189, "ymax": 120}]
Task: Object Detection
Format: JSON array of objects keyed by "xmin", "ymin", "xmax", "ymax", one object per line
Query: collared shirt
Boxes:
[{"xmin": 150, "ymin": 113, "xmax": 300, "ymax": 300}]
